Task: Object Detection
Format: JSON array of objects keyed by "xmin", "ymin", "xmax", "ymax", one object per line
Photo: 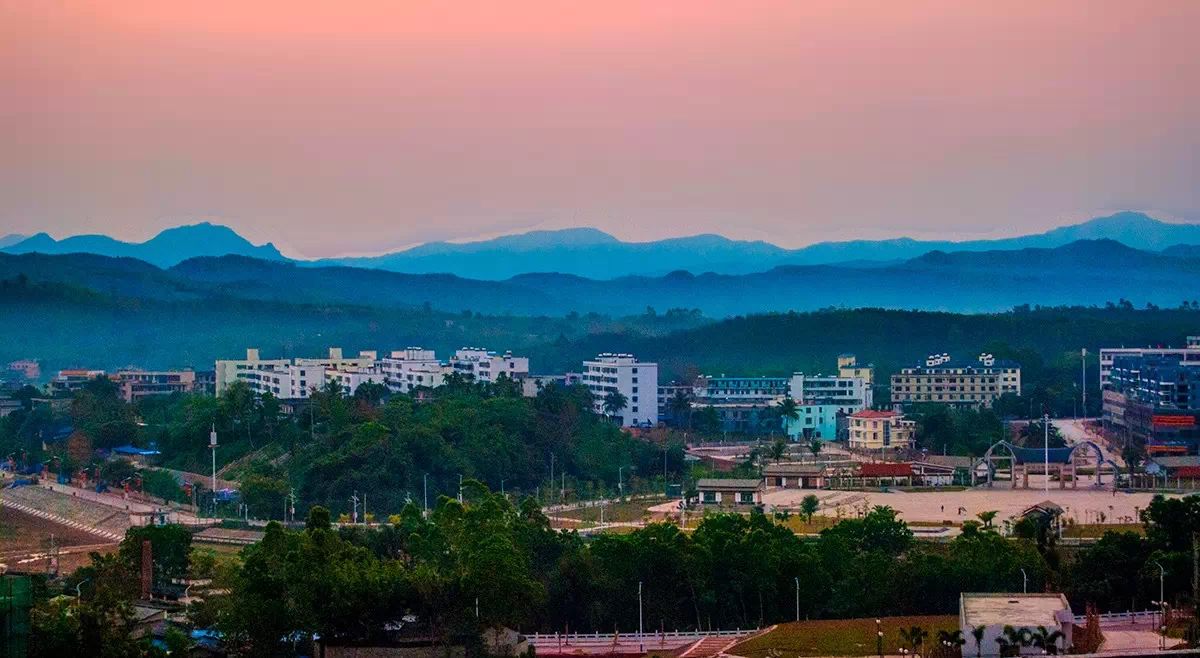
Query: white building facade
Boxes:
[
  {"xmin": 380, "ymin": 348, "xmax": 446, "ymax": 394},
  {"xmin": 215, "ymin": 347, "xmax": 378, "ymax": 398},
  {"xmin": 581, "ymin": 353, "xmax": 659, "ymax": 427},
  {"xmin": 449, "ymin": 348, "xmax": 530, "ymax": 384}
]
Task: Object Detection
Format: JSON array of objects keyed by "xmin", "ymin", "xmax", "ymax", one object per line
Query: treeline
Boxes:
[
  {"xmin": 4, "ymin": 375, "xmax": 686, "ymax": 517},
  {"xmin": 32, "ymin": 491, "xmax": 1200, "ymax": 656}
]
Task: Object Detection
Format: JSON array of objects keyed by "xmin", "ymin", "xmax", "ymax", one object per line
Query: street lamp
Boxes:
[
  {"xmin": 794, "ymin": 576, "xmax": 800, "ymax": 622},
  {"xmin": 1020, "ymin": 568, "xmax": 1028, "ymax": 594},
  {"xmin": 876, "ymin": 619, "xmax": 883, "ymax": 658},
  {"xmin": 638, "ymin": 581, "xmax": 644, "ymax": 652}
]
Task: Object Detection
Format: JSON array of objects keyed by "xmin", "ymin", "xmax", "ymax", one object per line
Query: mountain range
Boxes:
[
  {"xmin": 0, "ymin": 222, "xmax": 285, "ymax": 268},
  {"xmin": 3, "ymin": 238, "xmax": 1198, "ymax": 317},
  {"xmin": 4, "ymin": 211, "xmax": 1199, "ymax": 277}
]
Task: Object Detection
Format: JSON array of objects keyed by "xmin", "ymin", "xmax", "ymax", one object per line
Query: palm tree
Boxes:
[
  {"xmin": 977, "ymin": 510, "xmax": 998, "ymax": 529},
  {"xmin": 776, "ymin": 397, "xmax": 799, "ymax": 435},
  {"xmin": 669, "ymin": 390, "xmax": 693, "ymax": 429},
  {"xmin": 808, "ymin": 439, "xmax": 823, "ymax": 461},
  {"xmin": 768, "ymin": 437, "xmax": 788, "ymax": 463},
  {"xmin": 900, "ymin": 626, "xmax": 929, "ymax": 655},
  {"xmin": 602, "ymin": 390, "xmax": 628, "ymax": 423},
  {"xmin": 970, "ymin": 626, "xmax": 986, "ymax": 658},
  {"xmin": 1030, "ymin": 626, "xmax": 1064, "ymax": 655},
  {"xmin": 998, "ymin": 626, "xmax": 1031, "ymax": 657},
  {"xmin": 936, "ymin": 630, "xmax": 965, "ymax": 658}
]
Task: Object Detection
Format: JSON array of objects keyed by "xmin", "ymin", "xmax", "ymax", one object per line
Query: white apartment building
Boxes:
[
  {"xmin": 788, "ymin": 373, "xmax": 873, "ymax": 414},
  {"xmin": 449, "ymin": 347, "xmax": 529, "ymax": 384},
  {"xmin": 380, "ymin": 348, "xmax": 446, "ymax": 394},
  {"xmin": 325, "ymin": 366, "xmax": 388, "ymax": 393},
  {"xmin": 215, "ymin": 347, "xmax": 377, "ymax": 397},
  {"xmin": 581, "ymin": 353, "xmax": 658, "ymax": 427},
  {"xmin": 1099, "ymin": 336, "xmax": 1200, "ymax": 390},
  {"xmin": 890, "ymin": 353, "xmax": 1021, "ymax": 407}
]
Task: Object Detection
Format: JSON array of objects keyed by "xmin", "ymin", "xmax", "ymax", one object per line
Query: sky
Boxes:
[{"xmin": 2, "ymin": 2, "xmax": 1198, "ymax": 258}]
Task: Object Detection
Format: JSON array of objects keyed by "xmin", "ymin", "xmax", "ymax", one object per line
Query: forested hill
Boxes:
[{"xmin": 2, "ymin": 238, "xmax": 1200, "ymax": 317}]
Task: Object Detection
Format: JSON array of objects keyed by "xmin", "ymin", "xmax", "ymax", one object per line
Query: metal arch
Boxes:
[{"xmin": 981, "ymin": 440, "xmax": 1019, "ymax": 487}]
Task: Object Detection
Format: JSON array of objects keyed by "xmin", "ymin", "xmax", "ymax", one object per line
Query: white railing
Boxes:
[
  {"xmin": 526, "ymin": 628, "xmax": 754, "ymax": 643},
  {"xmin": 1072, "ymin": 610, "xmax": 1160, "ymax": 626}
]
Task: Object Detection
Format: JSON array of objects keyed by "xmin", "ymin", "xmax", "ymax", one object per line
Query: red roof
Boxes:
[
  {"xmin": 859, "ymin": 462, "xmax": 914, "ymax": 477},
  {"xmin": 852, "ymin": 410, "xmax": 900, "ymax": 419},
  {"xmin": 1175, "ymin": 466, "xmax": 1200, "ymax": 479}
]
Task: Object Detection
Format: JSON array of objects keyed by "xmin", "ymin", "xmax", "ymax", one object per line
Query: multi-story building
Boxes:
[
  {"xmin": 581, "ymin": 353, "xmax": 658, "ymax": 427},
  {"xmin": 837, "ymin": 354, "xmax": 874, "ymax": 387},
  {"xmin": 847, "ymin": 409, "xmax": 916, "ymax": 452},
  {"xmin": 889, "ymin": 353, "xmax": 1021, "ymax": 408},
  {"xmin": 325, "ymin": 366, "xmax": 388, "ymax": 394},
  {"xmin": 380, "ymin": 348, "xmax": 445, "ymax": 394},
  {"xmin": 784, "ymin": 403, "xmax": 846, "ymax": 441},
  {"xmin": 215, "ymin": 348, "xmax": 377, "ymax": 398},
  {"xmin": 1099, "ymin": 336, "xmax": 1200, "ymax": 390},
  {"xmin": 50, "ymin": 369, "xmax": 108, "ymax": 395},
  {"xmin": 449, "ymin": 348, "xmax": 529, "ymax": 384},
  {"xmin": 115, "ymin": 370, "xmax": 197, "ymax": 402},
  {"xmin": 1104, "ymin": 353, "xmax": 1200, "ymax": 454},
  {"xmin": 788, "ymin": 373, "xmax": 873, "ymax": 411}
]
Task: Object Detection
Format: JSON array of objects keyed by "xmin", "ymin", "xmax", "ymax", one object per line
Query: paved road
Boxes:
[{"xmin": 1054, "ymin": 418, "xmax": 1124, "ymax": 467}]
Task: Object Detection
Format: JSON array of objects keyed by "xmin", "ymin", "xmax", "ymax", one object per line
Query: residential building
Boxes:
[
  {"xmin": 325, "ymin": 366, "xmax": 387, "ymax": 393},
  {"xmin": 0, "ymin": 398, "xmax": 21, "ymax": 418},
  {"xmin": 194, "ymin": 370, "xmax": 216, "ymax": 396},
  {"xmin": 520, "ymin": 374, "xmax": 575, "ymax": 398},
  {"xmin": 837, "ymin": 354, "xmax": 874, "ymax": 386},
  {"xmin": 1103, "ymin": 353, "xmax": 1200, "ymax": 454},
  {"xmin": 115, "ymin": 370, "xmax": 197, "ymax": 402},
  {"xmin": 890, "ymin": 352, "xmax": 1021, "ymax": 407},
  {"xmin": 783, "ymin": 402, "xmax": 845, "ymax": 441},
  {"xmin": 380, "ymin": 348, "xmax": 445, "ymax": 394},
  {"xmin": 656, "ymin": 381, "xmax": 695, "ymax": 425},
  {"xmin": 581, "ymin": 353, "xmax": 658, "ymax": 427},
  {"xmin": 449, "ymin": 348, "xmax": 529, "ymax": 384},
  {"xmin": 215, "ymin": 348, "xmax": 377, "ymax": 397},
  {"xmin": 695, "ymin": 478, "xmax": 763, "ymax": 508},
  {"xmin": 50, "ymin": 369, "xmax": 108, "ymax": 395},
  {"xmin": 960, "ymin": 593, "xmax": 1073, "ymax": 657},
  {"xmin": 1099, "ymin": 336, "xmax": 1200, "ymax": 389},
  {"xmin": 788, "ymin": 373, "xmax": 872, "ymax": 411},
  {"xmin": 847, "ymin": 409, "xmax": 915, "ymax": 452}
]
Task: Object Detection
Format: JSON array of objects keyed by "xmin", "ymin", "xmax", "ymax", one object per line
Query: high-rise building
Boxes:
[
  {"xmin": 449, "ymin": 348, "xmax": 529, "ymax": 384},
  {"xmin": 581, "ymin": 353, "xmax": 658, "ymax": 427}
]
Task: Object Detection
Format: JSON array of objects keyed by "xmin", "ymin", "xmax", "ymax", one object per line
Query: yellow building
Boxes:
[
  {"xmin": 890, "ymin": 353, "xmax": 1021, "ymax": 408},
  {"xmin": 837, "ymin": 354, "xmax": 874, "ymax": 387},
  {"xmin": 847, "ymin": 409, "xmax": 915, "ymax": 451}
]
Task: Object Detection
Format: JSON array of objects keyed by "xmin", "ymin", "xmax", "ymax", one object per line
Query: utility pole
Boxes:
[
  {"xmin": 350, "ymin": 491, "xmax": 359, "ymax": 524},
  {"xmin": 794, "ymin": 576, "xmax": 800, "ymax": 621},
  {"xmin": 549, "ymin": 453, "xmax": 555, "ymax": 503},
  {"xmin": 458, "ymin": 474, "xmax": 463, "ymax": 504},
  {"xmin": 619, "ymin": 466, "xmax": 625, "ymax": 499},
  {"xmin": 638, "ymin": 581, "xmax": 644, "ymax": 652},
  {"xmin": 1081, "ymin": 348, "xmax": 1087, "ymax": 417},
  {"xmin": 1043, "ymin": 412, "xmax": 1050, "ymax": 494},
  {"xmin": 423, "ymin": 473, "xmax": 428, "ymax": 517},
  {"xmin": 209, "ymin": 425, "xmax": 218, "ymax": 508}
]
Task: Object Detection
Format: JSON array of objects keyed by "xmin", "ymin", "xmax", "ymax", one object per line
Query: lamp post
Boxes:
[
  {"xmin": 1021, "ymin": 568, "xmax": 1028, "ymax": 594},
  {"xmin": 1043, "ymin": 412, "xmax": 1050, "ymax": 494},
  {"xmin": 638, "ymin": 581, "xmax": 644, "ymax": 652},
  {"xmin": 876, "ymin": 619, "xmax": 883, "ymax": 658},
  {"xmin": 794, "ymin": 576, "xmax": 799, "ymax": 621}
]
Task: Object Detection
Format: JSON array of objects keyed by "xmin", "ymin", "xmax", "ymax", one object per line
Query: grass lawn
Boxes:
[
  {"xmin": 729, "ymin": 615, "xmax": 959, "ymax": 658},
  {"xmin": 1061, "ymin": 522, "xmax": 1143, "ymax": 538},
  {"xmin": 555, "ymin": 500, "xmax": 659, "ymax": 526}
]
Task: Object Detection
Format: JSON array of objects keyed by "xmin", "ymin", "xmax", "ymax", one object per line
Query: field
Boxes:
[
  {"xmin": 1061, "ymin": 522, "xmax": 1143, "ymax": 538},
  {"xmin": 550, "ymin": 499, "xmax": 659, "ymax": 528},
  {"xmin": 0, "ymin": 506, "xmax": 116, "ymax": 574},
  {"xmin": 729, "ymin": 616, "xmax": 959, "ymax": 658}
]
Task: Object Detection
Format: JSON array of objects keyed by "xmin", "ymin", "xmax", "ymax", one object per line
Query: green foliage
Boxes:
[
  {"xmin": 118, "ymin": 525, "xmax": 193, "ymax": 592},
  {"xmin": 909, "ymin": 405, "xmax": 1003, "ymax": 457}
]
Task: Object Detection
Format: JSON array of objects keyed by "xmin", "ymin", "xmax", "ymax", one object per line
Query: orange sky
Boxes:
[{"xmin": 3, "ymin": 1, "xmax": 1197, "ymax": 257}]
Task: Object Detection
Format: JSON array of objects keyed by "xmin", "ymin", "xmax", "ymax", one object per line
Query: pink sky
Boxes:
[{"xmin": 3, "ymin": 1, "xmax": 1197, "ymax": 257}]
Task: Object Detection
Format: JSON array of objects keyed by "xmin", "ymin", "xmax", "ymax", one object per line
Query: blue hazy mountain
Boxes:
[
  {"xmin": 322, "ymin": 211, "xmax": 1200, "ymax": 279},
  {"xmin": 0, "ymin": 222, "xmax": 286, "ymax": 268},
  {"xmin": 3, "ymin": 238, "xmax": 1198, "ymax": 317},
  {"xmin": 0, "ymin": 234, "xmax": 26, "ymax": 249}
]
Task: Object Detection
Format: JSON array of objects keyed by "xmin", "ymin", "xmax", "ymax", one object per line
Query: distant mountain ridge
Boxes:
[
  {"xmin": 5, "ymin": 211, "xmax": 1199, "ymax": 277},
  {"xmin": 3, "ymin": 238, "xmax": 1198, "ymax": 317},
  {"xmin": 319, "ymin": 211, "xmax": 1200, "ymax": 279},
  {"xmin": 0, "ymin": 222, "xmax": 285, "ymax": 268}
]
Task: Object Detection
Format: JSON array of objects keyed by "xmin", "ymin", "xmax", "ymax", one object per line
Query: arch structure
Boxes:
[{"xmin": 979, "ymin": 440, "xmax": 1110, "ymax": 489}]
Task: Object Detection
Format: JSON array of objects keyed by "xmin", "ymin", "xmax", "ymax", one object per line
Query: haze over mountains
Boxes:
[{"xmin": 4, "ymin": 211, "xmax": 1199, "ymax": 278}]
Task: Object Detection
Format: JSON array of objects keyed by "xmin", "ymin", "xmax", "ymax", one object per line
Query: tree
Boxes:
[
  {"xmin": 668, "ymin": 390, "xmax": 694, "ymax": 429},
  {"xmin": 970, "ymin": 626, "xmax": 986, "ymax": 658},
  {"xmin": 900, "ymin": 626, "xmax": 929, "ymax": 654},
  {"xmin": 1030, "ymin": 626, "xmax": 1064, "ymax": 655},
  {"xmin": 776, "ymin": 398, "xmax": 799, "ymax": 434},
  {"xmin": 808, "ymin": 439, "xmax": 823, "ymax": 460},
  {"xmin": 977, "ymin": 510, "xmax": 998, "ymax": 529},
  {"xmin": 768, "ymin": 438, "xmax": 787, "ymax": 463},
  {"xmin": 602, "ymin": 390, "xmax": 628, "ymax": 422},
  {"xmin": 117, "ymin": 525, "xmax": 193, "ymax": 593},
  {"xmin": 800, "ymin": 494, "xmax": 820, "ymax": 523}
]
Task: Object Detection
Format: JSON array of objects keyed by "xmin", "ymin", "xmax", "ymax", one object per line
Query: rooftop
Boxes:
[
  {"xmin": 961, "ymin": 593, "xmax": 1070, "ymax": 629},
  {"xmin": 852, "ymin": 409, "xmax": 901, "ymax": 419},
  {"xmin": 696, "ymin": 478, "xmax": 763, "ymax": 490}
]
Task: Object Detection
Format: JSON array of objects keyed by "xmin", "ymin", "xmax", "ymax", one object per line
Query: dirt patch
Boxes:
[{"xmin": 0, "ymin": 506, "xmax": 116, "ymax": 575}]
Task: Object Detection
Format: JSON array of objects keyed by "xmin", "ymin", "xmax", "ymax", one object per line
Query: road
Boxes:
[{"xmin": 1053, "ymin": 418, "xmax": 1124, "ymax": 467}]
